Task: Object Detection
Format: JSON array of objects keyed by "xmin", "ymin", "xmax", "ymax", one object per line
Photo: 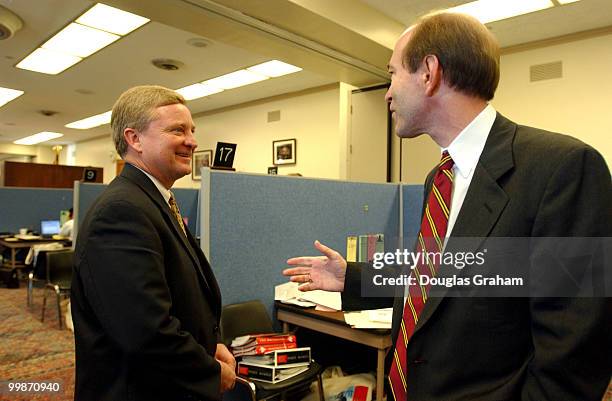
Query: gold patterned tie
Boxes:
[{"xmin": 168, "ymin": 195, "xmax": 187, "ymax": 236}]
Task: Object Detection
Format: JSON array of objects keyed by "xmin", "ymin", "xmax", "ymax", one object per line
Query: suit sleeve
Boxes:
[
  {"xmin": 522, "ymin": 145, "xmax": 612, "ymax": 401},
  {"xmin": 341, "ymin": 262, "xmax": 395, "ymax": 311},
  {"xmin": 78, "ymin": 200, "xmax": 221, "ymax": 400}
]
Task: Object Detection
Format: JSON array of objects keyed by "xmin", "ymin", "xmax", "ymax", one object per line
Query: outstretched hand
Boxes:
[{"xmin": 283, "ymin": 240, "xmax": 347, "ymax": 292}]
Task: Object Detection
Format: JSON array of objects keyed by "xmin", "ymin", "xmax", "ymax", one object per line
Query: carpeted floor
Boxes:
[
  {"xmin": 0, "ymin": 286, "xmax": 74, "ymax": 401},
  {"xmin": 0, "ymin": 285, "xmax": 610, "ymax": 401}
]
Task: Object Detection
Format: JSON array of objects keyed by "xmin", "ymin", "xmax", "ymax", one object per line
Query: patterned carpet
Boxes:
[
  {"xmin": 0, "ymin": 286, "xmax": 74, "ymax": 401},
  {"xmin": 0, "ymin": 285, "xmax": 610, "ymax": 401}
]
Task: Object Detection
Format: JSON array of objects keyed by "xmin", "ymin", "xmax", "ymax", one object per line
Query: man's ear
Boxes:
[
  {"xmin": 123, "ymin": 128, "xmax": 142, "ymax": 153},
  {"xmin": 422, "ymin": 55, "xmax": 442, "ymax": 97}
]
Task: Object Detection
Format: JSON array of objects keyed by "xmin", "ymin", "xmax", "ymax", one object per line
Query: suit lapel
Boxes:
[
  {"xmin": 412, "ymin": 113, "xmax": 516, "ymax": 335},
  {"xmin": 121, "ymin": 164, "xmax": 218, "ymax": 309}
]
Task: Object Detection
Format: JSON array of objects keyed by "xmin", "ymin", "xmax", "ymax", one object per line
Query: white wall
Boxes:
[
  {"xmin": 74, "ymin": 134, "xmax": 117, "ymax": 184},
  {"xmin": 493, "ymin": 33, "xmax": 612, "ymax": 167},
  {"xmin": 175, "ymin": 84, "xmax": 342, "ymax": 188}
]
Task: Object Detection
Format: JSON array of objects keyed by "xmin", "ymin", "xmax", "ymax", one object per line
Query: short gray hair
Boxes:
[{"xmin": 111, "ymin": 85, "xmax": 185, "ymax": 156}]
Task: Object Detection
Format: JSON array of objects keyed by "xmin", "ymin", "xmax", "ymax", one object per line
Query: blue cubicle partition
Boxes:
[
  {"xmin": 401, "ymin": 184, "xmax": 425, "ymax": 243},
  {"xmin": 200, "ymin": 170, "xmax": 407, "ymax": 311},
  {"xmin": 0, "ymin": 187, "xmax": 73, "ymax": 233},
  {"xmin": 74, "ymin": 181, "xmax": 200, "ymax": 240}
]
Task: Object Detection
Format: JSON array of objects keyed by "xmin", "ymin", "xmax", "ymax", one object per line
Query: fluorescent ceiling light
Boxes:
[
  {"xmin": 176, "ymin": 83, "xmax": 224, "ymax": 100},
  {"xmin": 14, "ymin": 132, "xmax": 63, "ymax": 145},
  {"xmin": 41, "ymin": 23, "xmax": 119, "ymax": 58},
  {"xmin": 247, "ymin": 60, "xmax": 302, "ymax": 77},
  {"xmin": 447, "ymin": 0, "xmax": 553, "ymax": 24},
  {"xmin": 0, "ymin": 87, "xmax": 24, "ymax": 108},
  {"xmin": 204, "ymin": 70, "xmax": 269, "ymax": 90},
  {"xmin": 557, "ymin": 0, "xmax": 580, "ymax": 3},
  {"xmin": 76, "ymin": 3, "xmax": 150, "ymax": 36},
  {"xmin": 66, "ymin": 110, "xmax": 112, "ymax": 129},
  {"xmin": 16, "ymin": 47, "xmax": 81, "ymax": 75}
]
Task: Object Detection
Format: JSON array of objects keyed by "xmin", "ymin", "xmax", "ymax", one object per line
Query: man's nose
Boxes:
[
  {"xmin": 185, "ymin": 131, "xmax": 198, "ymax": 150},
  {"xmin": 384, "ymin": 88, "xmax": 392, "ymax": 104}
]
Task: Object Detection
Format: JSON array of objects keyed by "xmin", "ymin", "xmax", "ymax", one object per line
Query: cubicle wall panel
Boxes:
[
  {"xmin": 402, "ymin": 184, "xmax": 424, "ymax": 244},
  {"xmin": 76, "ymin": 182, "xmax": 199, "ymax": 235},
  {"xmin": 207, "ymin": 172, "xmax": 401, "ymax": 309},
  {"xmin": 173, "ymin": 188, "xmax": 199, "ymax": 236},
  {"xmin": 0, "ymin": 187, "xmax": 73, "ymax": 233}
]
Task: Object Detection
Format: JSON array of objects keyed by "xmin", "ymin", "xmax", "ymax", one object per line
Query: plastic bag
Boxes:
[{"xmin": 302, "ymin": 366, "xmax": 376, "ymax": 401}]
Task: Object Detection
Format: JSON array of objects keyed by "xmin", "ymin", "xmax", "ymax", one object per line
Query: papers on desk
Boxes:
[
  {"xmin": 344, "ymin": 308, "xmax": 393, "ymax": 329},
  {"xmin": 14, "ymin": 234, "xmax": 42, "ymax": 240},
  {"xmin": 275, "ymin": 282, "xmax": 342, "ymax": 310}
]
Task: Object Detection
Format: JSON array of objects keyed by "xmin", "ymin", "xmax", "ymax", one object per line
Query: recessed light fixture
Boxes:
[
  {"xmin": 176, "ymin": 83, "xmax": 223, "ymax": 100},
  {"xmin": 76, "ymin": 3, "xmax": 150, "ymax": 36},
  {"xmin": 16, "ymin": 3, "xmax": 149, "ymax": 75},
  {"xmin": 0, "ymin": 86, "xmax": 24, "ymax": 108},
  {"xmin": 204, "ymin": 69, "xmax": 269, "ymax": 90},
  {"xmin": 247, "ymin": 60, "xmax": 302, "ymax": 77},
  {"xmin": 16, "ymin": 47, "xmax": 81, "ymax": 75},
  {"xmin": 14, "ymin": 131, "xmax": 63, "ymax": 145},
  {"xmin": 41, "ymin": 22, "xmax": 119, "ymax": 58},
  {"xmin": 66, "ymin": 110, "xmax": 111, "ymax": 129},
  {"xmin": 447, "ymin": 0, "xmax": 554, "ymax": 24}
]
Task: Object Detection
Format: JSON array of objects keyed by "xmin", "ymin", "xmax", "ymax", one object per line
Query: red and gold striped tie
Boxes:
[{"xmin": 388, "ymin": 151, "xmax": 454, "ymax": 401}]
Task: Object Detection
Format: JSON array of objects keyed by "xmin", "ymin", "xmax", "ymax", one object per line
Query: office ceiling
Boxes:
[
  {"xmin": 0, "ymin": 0, "xmax": 611, "ymax": 146},
  {"xmin": 361, "ymin": 0, "xmax": 612, "ymax": 49}
]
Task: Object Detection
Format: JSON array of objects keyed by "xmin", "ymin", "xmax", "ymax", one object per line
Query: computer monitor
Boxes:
[{"xmin": 41, "ymin": 220, "xmax": 61, "ymax": 236}]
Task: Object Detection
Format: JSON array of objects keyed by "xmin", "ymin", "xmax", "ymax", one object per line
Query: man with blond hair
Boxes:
[{"xmin": 72, "ymin": 85, "xmax": 235, "ymax": 401}]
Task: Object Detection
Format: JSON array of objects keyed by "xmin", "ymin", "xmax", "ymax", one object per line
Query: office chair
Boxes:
[
  {"xmin": 27, "ymin": 248, "xmax": 59, "ymax": 308},
  {"xmin": 221, "ymin": 300, "xmax": 324, "ymax": 401},
  {"xmin": 41, "ymin": 249, "xmax": 73, "ymax": 329}
]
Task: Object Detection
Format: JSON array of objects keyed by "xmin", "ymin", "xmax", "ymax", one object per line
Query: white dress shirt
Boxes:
[
  {"xmin": 404, "ymin": 104, "xmax": 497, "ymax": 302},
  {"xmin": 132, "ymin": 164, "xmax": 172, "ymax": 206},
  {"xmin": 443, "ymin": 104, "xmax": 497, "ymax": 239}
]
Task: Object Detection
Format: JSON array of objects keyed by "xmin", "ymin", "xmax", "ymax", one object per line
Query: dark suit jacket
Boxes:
[
  {"xmin": 71, "ymin": 163, "xmax": 223, "ymax": 401},
  {"xmin": 343, "ymin": 113, "xmax": 612, "ymax": 401}
]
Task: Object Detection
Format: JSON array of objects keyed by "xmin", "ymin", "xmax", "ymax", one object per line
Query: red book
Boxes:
[
  {"xmin": 233, "ymin": 342, "xmax": 297, "ymax": 357},
  {"xmin": 231, "ymin": 333, "xmax": 296, "ymax": 348}
]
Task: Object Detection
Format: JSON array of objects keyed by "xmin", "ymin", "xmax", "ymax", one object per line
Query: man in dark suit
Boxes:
[
  {"xmin": 71, "ymin": 85, "xmax": 236, "ymax": 401},
  {"xmin": 283, "ymin": 13, "xmax": 611, "ymax": 401}
]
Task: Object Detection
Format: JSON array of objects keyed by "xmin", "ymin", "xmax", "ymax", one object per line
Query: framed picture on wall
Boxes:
[
  {"xmin": 192, "ymin": 149, "xmax": 212, "ymax": 180},
  {"xmin": 273, "ymin": 138, "xmax": 296, "ymax": 165}
]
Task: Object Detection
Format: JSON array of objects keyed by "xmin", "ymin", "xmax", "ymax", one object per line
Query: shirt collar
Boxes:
[
  {"xmin": 442, "ymin": 104, "xmax": 497, "ymax": 178},
  {"xmin": 131, "ymin": 164, "xmax": 172, "ymax": 205}
]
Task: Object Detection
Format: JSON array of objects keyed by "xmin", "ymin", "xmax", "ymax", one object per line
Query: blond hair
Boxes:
[{"xmin": 111, "ymin": 85, "xmax": 185, "ymax": 156}]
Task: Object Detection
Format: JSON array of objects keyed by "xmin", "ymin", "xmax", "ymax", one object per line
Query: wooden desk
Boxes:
[
  {"xmin": 276, "ymin": 302, "xmax": 391, "ymax": 401},
  {"xmin": 0, "ymin": 237, "xmax": 64, "ymax": 270}
]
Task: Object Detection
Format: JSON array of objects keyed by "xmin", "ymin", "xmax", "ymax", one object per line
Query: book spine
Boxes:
[
  {"xmin": 346, "ymin": 236, "xmax": 358, "ymax": 262},
  {"xmin": 358, "ymin": 235, "xmax": 368, "ymax": 262},
  {"xmin": 375, "ymin": 234, "xmax": 384, "ymax": 254},
  {"xmin": 367, "ymin": 234, "xmax": 377, "ymax": 262},
  {"xmin": 253, "ymin": 334, "xmax": 296, "ymax": 345},
  {"xmin": 274, "ymin": 348, "xmax": 311, "ymax": 365},
  {"xmin": 238, "ymin": 363, "xmax": 274, "ymax": 381},
  {"xmin": 256, "ymin": 342, "xmax": 297, "ymax": 354}
]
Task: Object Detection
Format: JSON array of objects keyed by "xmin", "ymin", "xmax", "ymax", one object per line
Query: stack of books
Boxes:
[
  {"xmin": 237, "ymin": 347, "xmax": 312, "ymax": 383},
  {"xmin": 231, "ymin": 333, "xmax": 312, "ymax": 383}
]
